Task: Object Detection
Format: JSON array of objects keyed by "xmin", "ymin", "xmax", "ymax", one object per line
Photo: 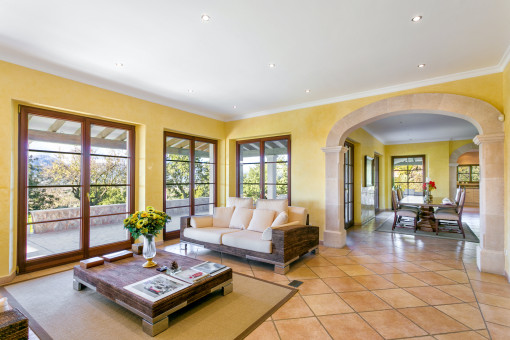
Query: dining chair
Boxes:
[
  {"xmin": 391, "ymin": 190, "xmax": 418, "ymax": 232},
  {"xmin": 434, "ymin": 189, "xmax": 467, "ymax": 238}
]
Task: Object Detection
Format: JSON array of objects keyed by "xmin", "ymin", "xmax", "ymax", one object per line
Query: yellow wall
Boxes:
[
  {"xmin": 0, "ymin": 58, "xmax": 507, "ymax": 280},
  {"xmin": 504, "ymin": 61, "xmax": 510, "ymax": 279},
  {"xmin": 0, "ymin": 60, "xmax": 226, "ymax": 278},
  {"xmin": 347, "ymin": 128, "xmax": 385, "ymax": 224},
  {"xmin": 225, "ymin": 74, "xmax": 502, "ymax": 237}
]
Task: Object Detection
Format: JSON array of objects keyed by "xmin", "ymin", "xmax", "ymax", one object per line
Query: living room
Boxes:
[{"xmin": 1, "ymin": 1, "xmax": 510, "ymax": 339}]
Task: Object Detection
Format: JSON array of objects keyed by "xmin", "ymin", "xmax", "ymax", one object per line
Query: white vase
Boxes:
[{"xmin": 142, "ymin": 234, "xmax": 157, "ymax": 268}]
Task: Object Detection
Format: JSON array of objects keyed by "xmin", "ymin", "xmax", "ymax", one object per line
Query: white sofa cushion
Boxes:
[
  {"xmin": 183, "ymin": 227, "xmax": 239, "ymax": 244},
  {"xmin": 256, "ymin": 199, "xmax": 288, "ymax": 214},
  {"xmin": 288, "ymin": 206, "xmax": 308, "ymax": 225},
  {"xmin": 222, "ymin": 230, "xmax": 272, "ymax": 253},
  {"xmin": 190, "ymin": 215, "xmax": 213, "ymax": 228},
  {"xmin": 271, "ymin": 211, "xmax": 288, "ymax": 227},
  {"xmin": 261, "ymin": 221, "xmax": 300, "ymax": 241},
  {"xmin": 213, "ymin": 206, "xmax": 235, "ymax": 228},
  {"xmin": 229, "ymin": 207, "xmax": 254, "ymax": 229},
  {"xmin": 226, "ymin": 197, "xmax": 254, "ymax": 209},
  {"xmin": 247, "ymin": 209, "xmax": 276, "ymax": 232}
]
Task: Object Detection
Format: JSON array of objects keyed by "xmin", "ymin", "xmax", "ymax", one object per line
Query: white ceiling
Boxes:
[
  {"xmin": 362, "ymin": 113, "xmax": 479, "ymax": 145},
  {"xmin": 0, "ymin": 0, "xmax": 509, "ymax": 121}
]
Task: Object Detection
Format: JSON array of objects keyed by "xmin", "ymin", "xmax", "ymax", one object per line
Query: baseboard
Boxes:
[{"xmin": 0, "ymin": 271, "xmax": 16, "ymax": 286}]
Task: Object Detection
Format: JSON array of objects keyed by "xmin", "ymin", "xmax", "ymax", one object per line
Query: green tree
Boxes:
[
  {"xmin": 166, "ymin": 155, "xmax": 211, "ymax": 199},
  {"xmin": 28, "ymin": 155, "xmax": 57, "ymax": 211}
]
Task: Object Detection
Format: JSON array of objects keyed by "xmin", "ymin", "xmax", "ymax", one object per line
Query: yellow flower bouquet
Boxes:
[{"xmin": 123, "ymin": 206, "xmax": 170, "ymax": 239}]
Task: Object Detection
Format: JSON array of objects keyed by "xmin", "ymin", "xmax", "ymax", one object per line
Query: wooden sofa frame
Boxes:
[{"xmin": 180, "ymin": 216, "xmax": 320, "ymax": 274}]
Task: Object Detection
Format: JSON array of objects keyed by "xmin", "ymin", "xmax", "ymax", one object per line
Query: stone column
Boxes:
[
  {"xmin": 321, "ymin": 146, "xmax": 348, "ymax": 248},
  {"xmin": 473, "ymin": 133, "xmax": 505, "ymax": 275},
  {"xmin": 449, "ymin": 163, "xmax": 458, "ymax": 200}
]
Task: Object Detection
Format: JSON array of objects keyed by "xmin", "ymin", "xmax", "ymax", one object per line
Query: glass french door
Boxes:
[
  {"xmin": 392, "ymin": 155, "xmax": 425, "ymax": 197},
  {"xmin": 164, "ymin": 132, "xmax": 217, "ymax": 239},
  {"xmin": 18, "ymin": 106, "xmax": 135, "ymax": 273},
  {"xmin": 344, "ymin": 141, "xmax": 354, "ymax": 229}
]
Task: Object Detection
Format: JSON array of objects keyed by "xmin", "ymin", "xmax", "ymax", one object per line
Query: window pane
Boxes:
[
  {"xmin": 89, "ymin": 186, "xmax": 127, "ymax": 210},
  {"xmin": 195, "ymin": 163, "xmax": 214, "ymax": 184},
  {"xmin": 166, "ymin": 161, "xmax": 190, "ymax": 184},
  {"xmin": 264, "ymin": 163, "xmax": 288, "ymax": 184},
  {"xmin": 409, "ymin": 182, "xmax": 423, "ymax": 195},
  {"xmin": 195, "ymin": 142, "xmax": 214, "ymax": 163},
  {"xmin": 458, "ymin": 166, "xmax": 470, "ymax": 174},
  {"xmin": 28, "ymin": 114, "xmax": 82, "ymax": 153},
  {"xmin": 265, "ymin": 184, "xmax": 287, "ymax": 199},
  {"xmin": 393, "ymin": 170, "xmax": 408, "ymax": 183},
  {"xmin": 241, "ymin": 184, "xmax": 260, "ymax": 200},
  {"xmin": 240, "ymin": 142, "xmax": 260, "ymax": 163},
  {"xmin": 166, "ymin": 185, "xmax": 190, "ymax": 204},
  {"xmin": 27, "ymin": 219, "xmax": 81, "ymax": 259},
  {"xmin": 471, "ymin": 173, "xmax": 480, "ymax": 182},
  {"xmin": 471, "ymin": 166, "xmax": 480, "ymax": 174},
  {"xmin": 90, "ymin": 125, "xmax": 129, "ymax": 157},
  {"xmin": 194, "ymin": 184, "xmax": 214, "ymax": 204},
  {"xmin": 28, "ymin": 152, "xmax": 81, "ymax": 186},
  {"xmin": 90, "ymin": 156, "xmax": 128, "ymax": 185},
  {"xmin": 166, "ymin": 138, "xmax": 190, "ymax": 161},
  {"xmin": 242, "ymin": 164, "xmax": 260, "ymax": 184},
  {"xmin": 165, "ymin": 207, "xmax": 189, "ymax": 232},
  {"xmin": 195, "ymin": 204, "xmax": 214, "ymax": 216},
  {"xmin": 458, "ymin": 174, "xmax": 470, "ymax": 182},
  {"xmin": 264, "ymin": 139, "xmax": 288, "ymax": 162},
  {"xmin": 409, "ymin": 170, "xmax": 423, "ymax": 183},
  {"xmin": 28, "ymin": 187, "xmax": 81, "ymax": 222},
  {"xmin": 89, "ymin": 213, "xmax": 129, "ymax": 247}
]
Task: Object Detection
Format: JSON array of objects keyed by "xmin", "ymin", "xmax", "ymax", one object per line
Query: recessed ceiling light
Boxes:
[
  {"xmin": 115, "ymin": 62, "xmax": 123, "ymax": 67},
  {"xmin": 233, "ymin": 105, "xmax": 237, "ymax": 109},
  {"xmin": 268, "ymin": 63, "xmax": 276, "ymax": 68},
  {"xmin": 418, "ymin": 64, "xmax": 426, "ymax": 68},
  {"xmin": 411, "ymin": 16, "xmax": 422, "ymax": 22},
  {"xmin": 201, "ymin": 14, "xmax": 210, "ymax": 21},
  {"xmin": 188, "ymin": 89, "xmax": 194, "ymax": 93},
  {"xmin": 305, "ymin": 89, "xmax": 311, "ymax": 93}
]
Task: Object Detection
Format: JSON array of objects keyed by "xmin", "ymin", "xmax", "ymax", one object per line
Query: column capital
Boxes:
[
  {"xmin": 321, "ymin": 146, "xmax": 348, "ymax": 154},
  {"xmin": 473, "ymin": 133, "xmax": 504, "ymax": 145}
]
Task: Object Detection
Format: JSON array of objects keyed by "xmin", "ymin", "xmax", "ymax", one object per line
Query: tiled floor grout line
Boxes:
[{"xmin": 462, "ymin": 258, "xmax": 494, "ymax": 339}]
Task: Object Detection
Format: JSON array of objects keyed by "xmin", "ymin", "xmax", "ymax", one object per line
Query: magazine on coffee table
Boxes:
[
  {"xmin": 191, "ymin": 262, "xmax": 227, "ymax": 276},
  {"xmin": 123, "ymin": 274, "xmax": 190, "ymax": 302},
  {"xmin": 170, "ymin": 268, "xmax": 209, "ymax": 284}
]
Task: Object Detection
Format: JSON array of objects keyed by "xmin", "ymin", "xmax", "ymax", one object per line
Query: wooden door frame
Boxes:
[{"xmin": 17, "ymin": 106, "xmax": 136, "ymax": 273}]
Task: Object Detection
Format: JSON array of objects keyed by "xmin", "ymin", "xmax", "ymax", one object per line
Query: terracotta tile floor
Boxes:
[
  {"xmin": 160, "ymin": 209, "xmax": 510, "ymax": 339},
  {"xmin": 3, "ymin": 208, "xmax": 509, "ymax": 339}
]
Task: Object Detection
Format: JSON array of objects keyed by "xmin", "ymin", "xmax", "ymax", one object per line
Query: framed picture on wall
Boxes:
[{"xmin": 365, "ymin": 155, "xmax": 374, "ymax": 187}]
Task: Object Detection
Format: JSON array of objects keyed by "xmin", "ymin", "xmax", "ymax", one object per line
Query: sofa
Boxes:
[{"xmin": 180, "ymin": 197, "xmax": 320, "ymax": 274}]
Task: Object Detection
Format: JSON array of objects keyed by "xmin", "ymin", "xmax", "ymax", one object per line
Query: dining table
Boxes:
[{"xmin": 399, "ymin": 195, "xmax": 457, "ymax": 231}]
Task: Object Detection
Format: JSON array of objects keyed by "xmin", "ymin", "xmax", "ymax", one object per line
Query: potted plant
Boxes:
[{"xmin": 124, "ymin": 207, "xmax": 169, "ymax": 267}]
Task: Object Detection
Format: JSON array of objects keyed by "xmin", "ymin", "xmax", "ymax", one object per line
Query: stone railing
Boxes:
[
  {"xmin": 30, "ymin": 204, "xmax": 127, "ymax": 233},
  {"xmin": 30, "ymin": 198, "xmax": 214, "ymax": 233}
]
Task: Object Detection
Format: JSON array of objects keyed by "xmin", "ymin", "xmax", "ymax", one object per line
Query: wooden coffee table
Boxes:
[{"xmin": 73, "ymin": 250, "xmax": 233, "ymax": 336}]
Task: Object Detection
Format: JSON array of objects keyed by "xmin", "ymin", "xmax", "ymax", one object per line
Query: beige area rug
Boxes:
[{"xmin": 2, "ymin": 270, "xmax": 296, "ymax": 340}]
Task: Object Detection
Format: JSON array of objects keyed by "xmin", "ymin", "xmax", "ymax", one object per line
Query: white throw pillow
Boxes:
[
  {"xmin": 229, "ymin": 207, "xmax": 254, "ymax": 229},
  {"xmin": 271, "ymin": 211, "xmax": 288, "ymax": 227},
  {"xmin": 288, "ymin": 206, "xmax": 308, "ymax": 225},
  {"xmin": 247, "ymin": 209, "xmax": 276, "ymax": 233},
  {"xmin": 261, "ymin": 221, "xmax": 300, "ymax": 241},
  {"xmin": 256, "ymin": 199, "xmax": 288, "ymax": 214},
  {"xmin": 226, "ymin": 197, "xmax": 254, "ymax": 209},
  {"xmin": 212, "ymin": 206, "xmax": 235, "ymax": 228}
]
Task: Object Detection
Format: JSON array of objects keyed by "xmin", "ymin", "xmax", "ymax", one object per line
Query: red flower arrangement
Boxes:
[{"xmin": 423, "ymin": 181, "xmax": 436, "ymax": 191}]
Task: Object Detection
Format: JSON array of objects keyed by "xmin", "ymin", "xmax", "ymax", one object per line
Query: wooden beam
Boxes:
[
  {"xmin": 115, "ymin": 131, "xmax": 127, "ymax": 141},
  {"xmin": 28, "ymin": 130, "xmax": 126, "ymax": 149},
  {"xmin": 48, "ymin": 120, "xmax": 66, "ymax": 133},
  {"xmin": 96, "ymin": 127, "xmax": 115, "ymax": 139}
]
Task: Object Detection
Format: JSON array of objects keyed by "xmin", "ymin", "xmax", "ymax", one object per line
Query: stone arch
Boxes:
[{"xmin": 322, "ymin": 93, "xmax": 504, "ymax": 275}]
